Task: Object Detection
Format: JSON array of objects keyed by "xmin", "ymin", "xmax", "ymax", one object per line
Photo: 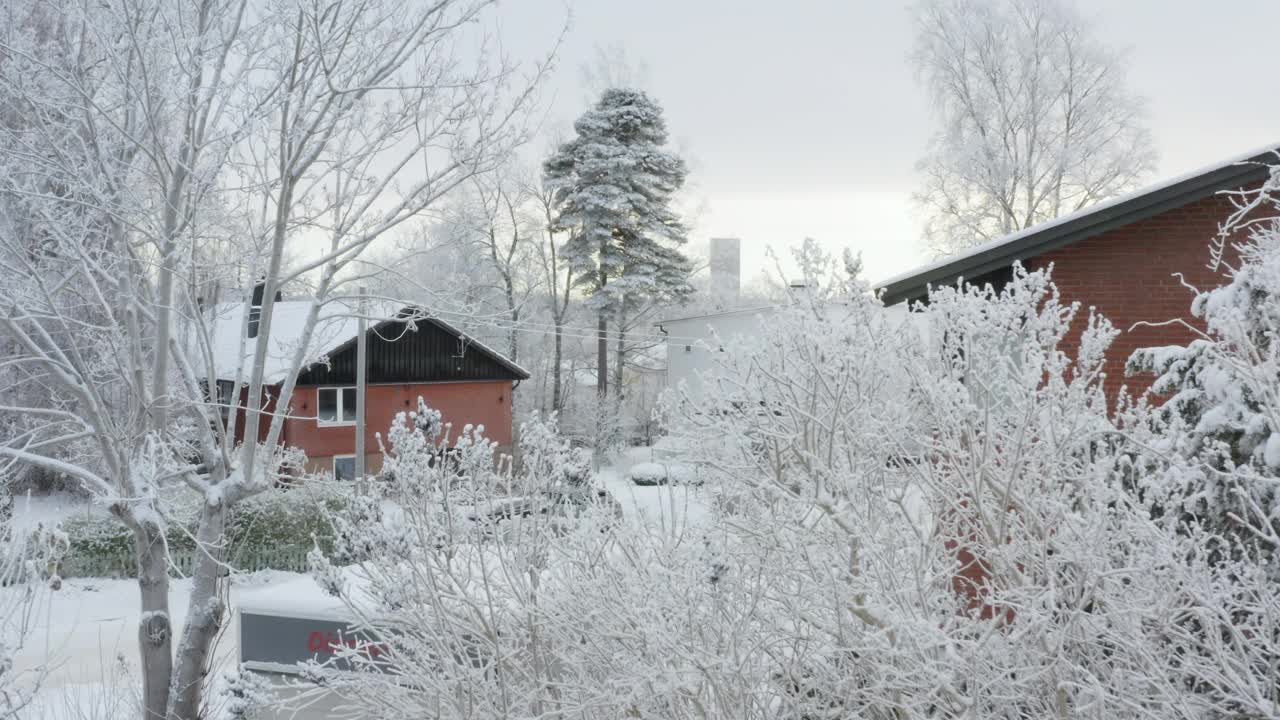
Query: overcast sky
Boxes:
[{"xmin": 501, "ymin": 1, "xmax": 1280, "ymax": 287}]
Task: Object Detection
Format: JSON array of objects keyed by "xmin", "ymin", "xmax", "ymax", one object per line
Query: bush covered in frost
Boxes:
[
  {"xmin": 297, "ymin": 230, "xmax": 1280, "ymax": 718},
  {"xmin": 56, "ymin": 481, "xmax": 350, "ymax": 577}
]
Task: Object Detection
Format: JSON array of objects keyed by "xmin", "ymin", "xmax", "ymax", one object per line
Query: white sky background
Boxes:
[{"xmin": 499, "ymin": 0, "xmax": 1280, "ymax": 287}]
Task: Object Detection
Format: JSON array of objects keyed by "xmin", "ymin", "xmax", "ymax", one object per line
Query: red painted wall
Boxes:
[
  {"xmin": 229, "ymin": 387, "xmax": 276, "ymax": 446},
  {"xmin": 282, "ymin": 381, "xmax": 515, "ymax": 459},
  {"xmin": 1027, "ymin": 188, "xmax": 1258, "ymax": 405}
]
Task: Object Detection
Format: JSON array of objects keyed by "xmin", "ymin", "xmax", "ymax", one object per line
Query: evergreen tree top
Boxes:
[
  {"xmin": 571, "ymin": 88, "xmax": 670, "ymax": 145},
  {"xmin": 542, "ymin": 87, "xmax": 692, "ymax": 307}
]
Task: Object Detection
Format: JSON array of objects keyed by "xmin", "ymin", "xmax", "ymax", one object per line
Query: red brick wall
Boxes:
[
  {"xmin": 1027, "ymin": 189, "xmax": 1256, "ymax": 405},
  {"xmin": 282, "ymin": 381, "xmax": 515, "ymax": 461}
]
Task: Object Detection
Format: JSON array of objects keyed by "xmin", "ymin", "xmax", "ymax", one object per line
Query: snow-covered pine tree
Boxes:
[
  {"xmin": 1127, "ymin": 166, "xmax": 1280, "ymax": 578},
  {"xmin": 543, "ymin": 88, "xmax": 692, "ymax": 399}
]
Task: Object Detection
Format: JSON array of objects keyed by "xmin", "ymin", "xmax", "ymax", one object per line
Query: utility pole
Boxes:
[{"xmin": 355, "ymin": 287, "xmax": 368, "ymax": 485}]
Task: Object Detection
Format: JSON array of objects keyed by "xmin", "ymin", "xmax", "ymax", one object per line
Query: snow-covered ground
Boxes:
[
  {"xmin": 598, "ymin": 445, "xmax": 709, "ymax": 532},
  {"xmin": 8, "ymin": 449, "xmax": 712, "ymax": 717},
  {"xmin": 8, "ymin": 492, "xmax": 106, "ymax": 532},
  {"xmin": 6, "ymin": 571, "xmax": 309, "ymax": 719}
]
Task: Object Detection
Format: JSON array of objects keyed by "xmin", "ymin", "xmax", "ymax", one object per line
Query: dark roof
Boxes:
[
  {"xmin": 295, "ymin": 307, "xmax": 529, "ymax": 386},
  {"xmin": 876, "ymin": 144, "xmax": 1279, "ymax": 306},
  {"xmin": 320, "ymin": 308, "xmax": 529, "ymax": 379},
  {"xmin": 208, "ymin": 299, "xmax": 530, "ymax": 384}
]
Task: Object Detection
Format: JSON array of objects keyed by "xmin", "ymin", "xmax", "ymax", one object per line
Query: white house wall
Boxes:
[
  {"xmin": 662, "ymin": 308, "xmax": 776, "ymax": 401},
  {"xmin": 662, "ymin": 303, "xmax": 931, "ymax": 404}
]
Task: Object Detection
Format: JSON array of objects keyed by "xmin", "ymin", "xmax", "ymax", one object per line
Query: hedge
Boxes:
[{"xmin": 56, "ymin": 482, "xmax": 349, "ymax": 579}]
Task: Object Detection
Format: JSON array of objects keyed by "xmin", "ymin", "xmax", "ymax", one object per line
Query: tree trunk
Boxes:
[
  {"xmin": 596, "ymin": 266, "xmax": 608, "ymax": 398},
  {"xmin": 135, "ymin": 525, "xmax": 173, "ymax": 720},
  {"xmin": 551, "ymin": 317, "xmax": 563, "ymax": 411},
  {"xmin": 168, "ymin": 495, "xmax": 229, "ymax": 720},
  {"xmin": 506, "ymin": 280, "xmax": 518, "ymax": 364},
  {"xmin": 596, "ymin": 310, "xmax": 608, "ymax": 399},
  {"xmin": 613, "ymin": 306, "xmax": 625, "ymax": 401}
]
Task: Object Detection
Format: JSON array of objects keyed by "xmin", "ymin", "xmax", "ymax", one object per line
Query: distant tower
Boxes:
[{"xmin": 709, "ymin": 237, "xmax": 741, "ymax": 309}]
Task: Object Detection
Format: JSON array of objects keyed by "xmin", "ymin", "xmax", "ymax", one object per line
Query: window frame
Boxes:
[
  {"xmin": 332, "ymin": 454, "xmax": 357, "ymax": 482},
  {"xmin": 316, "ymin": 385, "xmax": 358, "ymax": 426},
  {"xmin": 215, "ymin": 380, "xmax": 235, "ymax": 421}
]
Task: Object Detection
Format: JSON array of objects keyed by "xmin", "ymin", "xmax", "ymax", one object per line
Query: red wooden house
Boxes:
[{"xmin": 207, "ymin": 295, "xmax": 528, "ymax": 480}]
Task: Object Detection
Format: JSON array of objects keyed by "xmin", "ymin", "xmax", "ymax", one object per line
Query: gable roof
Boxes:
[
  {"xmin": 204, "ymin": 300, "xmax": 528, "ymax": 385},
  {"xmin": 876, "ymin": 143, "xmax": 1280, "ymax": 306}
]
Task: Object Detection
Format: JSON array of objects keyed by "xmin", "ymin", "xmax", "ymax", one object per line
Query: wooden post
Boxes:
[{"xmin": 355, "ymin": 287, "xmax": 368, "ymax": 486}]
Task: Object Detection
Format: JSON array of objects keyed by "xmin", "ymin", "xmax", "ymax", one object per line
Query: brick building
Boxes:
[
  {"xmin": 208, "ymin": 297, "xmax": 527, "ymax": 480},
  {"xmin": 876, "ymin": 144, "xmax": 1278, "ymax": 405}
]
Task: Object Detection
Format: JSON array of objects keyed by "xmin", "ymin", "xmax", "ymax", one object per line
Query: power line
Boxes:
[
  {"xmin": 448, "ymin": 315, "xmax": 701, "ymax": 347},
  {"xmin": 423, "ymin": 306, "xmax": 749, "ymax": 346}
]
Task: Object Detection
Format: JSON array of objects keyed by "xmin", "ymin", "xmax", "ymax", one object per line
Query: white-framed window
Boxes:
[
  {"xmin": 317, "ymin": 386, "xmax": 358, "ymax": 425},
  {"xmin": 332, "ymin": 455, "xmax": 356, "ymax": 482}
]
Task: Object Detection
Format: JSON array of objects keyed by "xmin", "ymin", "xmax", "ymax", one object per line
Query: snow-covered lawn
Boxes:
[
  {"xmin": 7, "ymin": 571, "xmax": 328, "ymax": 719},
  {"xmin": 8, "ymin": 448, "xmax": 711, "ymax": 717},
  {"xmin": 8, "ymin": 492, "xmax": 106, "ymax": 532}
]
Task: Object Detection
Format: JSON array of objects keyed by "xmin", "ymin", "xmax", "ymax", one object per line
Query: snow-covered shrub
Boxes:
[
  {"xmin": 624, "ymin": 461, "xmax": 696, "ymax": 486},
  {"xmin": 1120, "ymin": 169, "xmax": 1280, "ymax": 716},
  {"xmin": 228, "ymin": 480, "xmax": 350, "ymax": 559},
  {"xmin": 625, "ymin": 462, "xmax": 669, "ymax": 486},
  {"xmin": 559, "ymin": 391, "xmax": 626, "ymax": 463},
  {"xmin": 663, "ymin": 239, "xmax": 1272, "ymax": 718},
  {"xmin": 514, "ymin": 412, "xmax": 593, "ymax": 493},
  {"xmin": 307, "ymin": 400, "xmax": 653, "ymax": 718},
  {"xmin": 1, "ymin": 506, "xmax": 66, "ymax": 718},
  {"xmin": 1127, "ymin": 167, "xmax": 1280, "ymax": 579},
  {"xmin": 56, "ymin": 482, "xmax": 349, "ymax": 577},
  {"xmin": 297, "ymin": 235, "xmax": 1280, "ymax": 718},
  {"xmin": 211, "ymin": 666, "xmax": 275, "ymax": 720}
]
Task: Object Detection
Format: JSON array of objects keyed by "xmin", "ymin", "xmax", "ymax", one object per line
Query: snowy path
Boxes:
[{"xmin": 598, "ymin": 446, "xmax": 710, "ymax": 532}]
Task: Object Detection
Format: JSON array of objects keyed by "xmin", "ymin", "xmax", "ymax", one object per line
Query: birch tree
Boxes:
[
  {"xmin": 0, "ymin": 0, "xmax": 548, "ymax": 717},
  {"xmin": 912, "ymin": 0, "xmax": 1157, "ymax": 255}
]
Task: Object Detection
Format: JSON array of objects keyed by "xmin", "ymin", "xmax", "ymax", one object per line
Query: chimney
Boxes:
[
  {"xmin": 709, "ymin": 237, "xmax": 741, "ymax": 309},
  {"xmin": 247, "ymin": 280, "xmax": 282, "ymax": 339}
]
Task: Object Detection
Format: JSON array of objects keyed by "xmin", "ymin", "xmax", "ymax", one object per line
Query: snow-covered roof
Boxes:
[
  {"xmin": 876, "ymin": 142, "xmax": 1280, "ymax": 305},
  {"xmin": 204, "ymin": 300, "xmax": 367, "ymax": 385},
  {"xmin": 203, "ymin": 300, "xmax": 529, "ymax": 385}
]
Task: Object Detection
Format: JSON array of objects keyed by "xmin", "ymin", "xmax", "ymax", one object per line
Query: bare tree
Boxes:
[
  {"xmin": 912, "ymin": 0, "xmax": 1157, "ymax": 255},
  {"xmin": 0, "ymin": 1, "xmax": 549, "ymax": 717},
  {"xmin": 532, "ymin": 180, "xmax": 575, "ymax": 412},
  {"xmin": 469, "ymin": 173, "xmax": 538, "ymax": 364}
]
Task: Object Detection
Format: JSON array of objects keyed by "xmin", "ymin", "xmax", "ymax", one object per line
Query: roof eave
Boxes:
[{"xmin": 878, "ymin": 154, "xmax": 1275, "ymax": 306}]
